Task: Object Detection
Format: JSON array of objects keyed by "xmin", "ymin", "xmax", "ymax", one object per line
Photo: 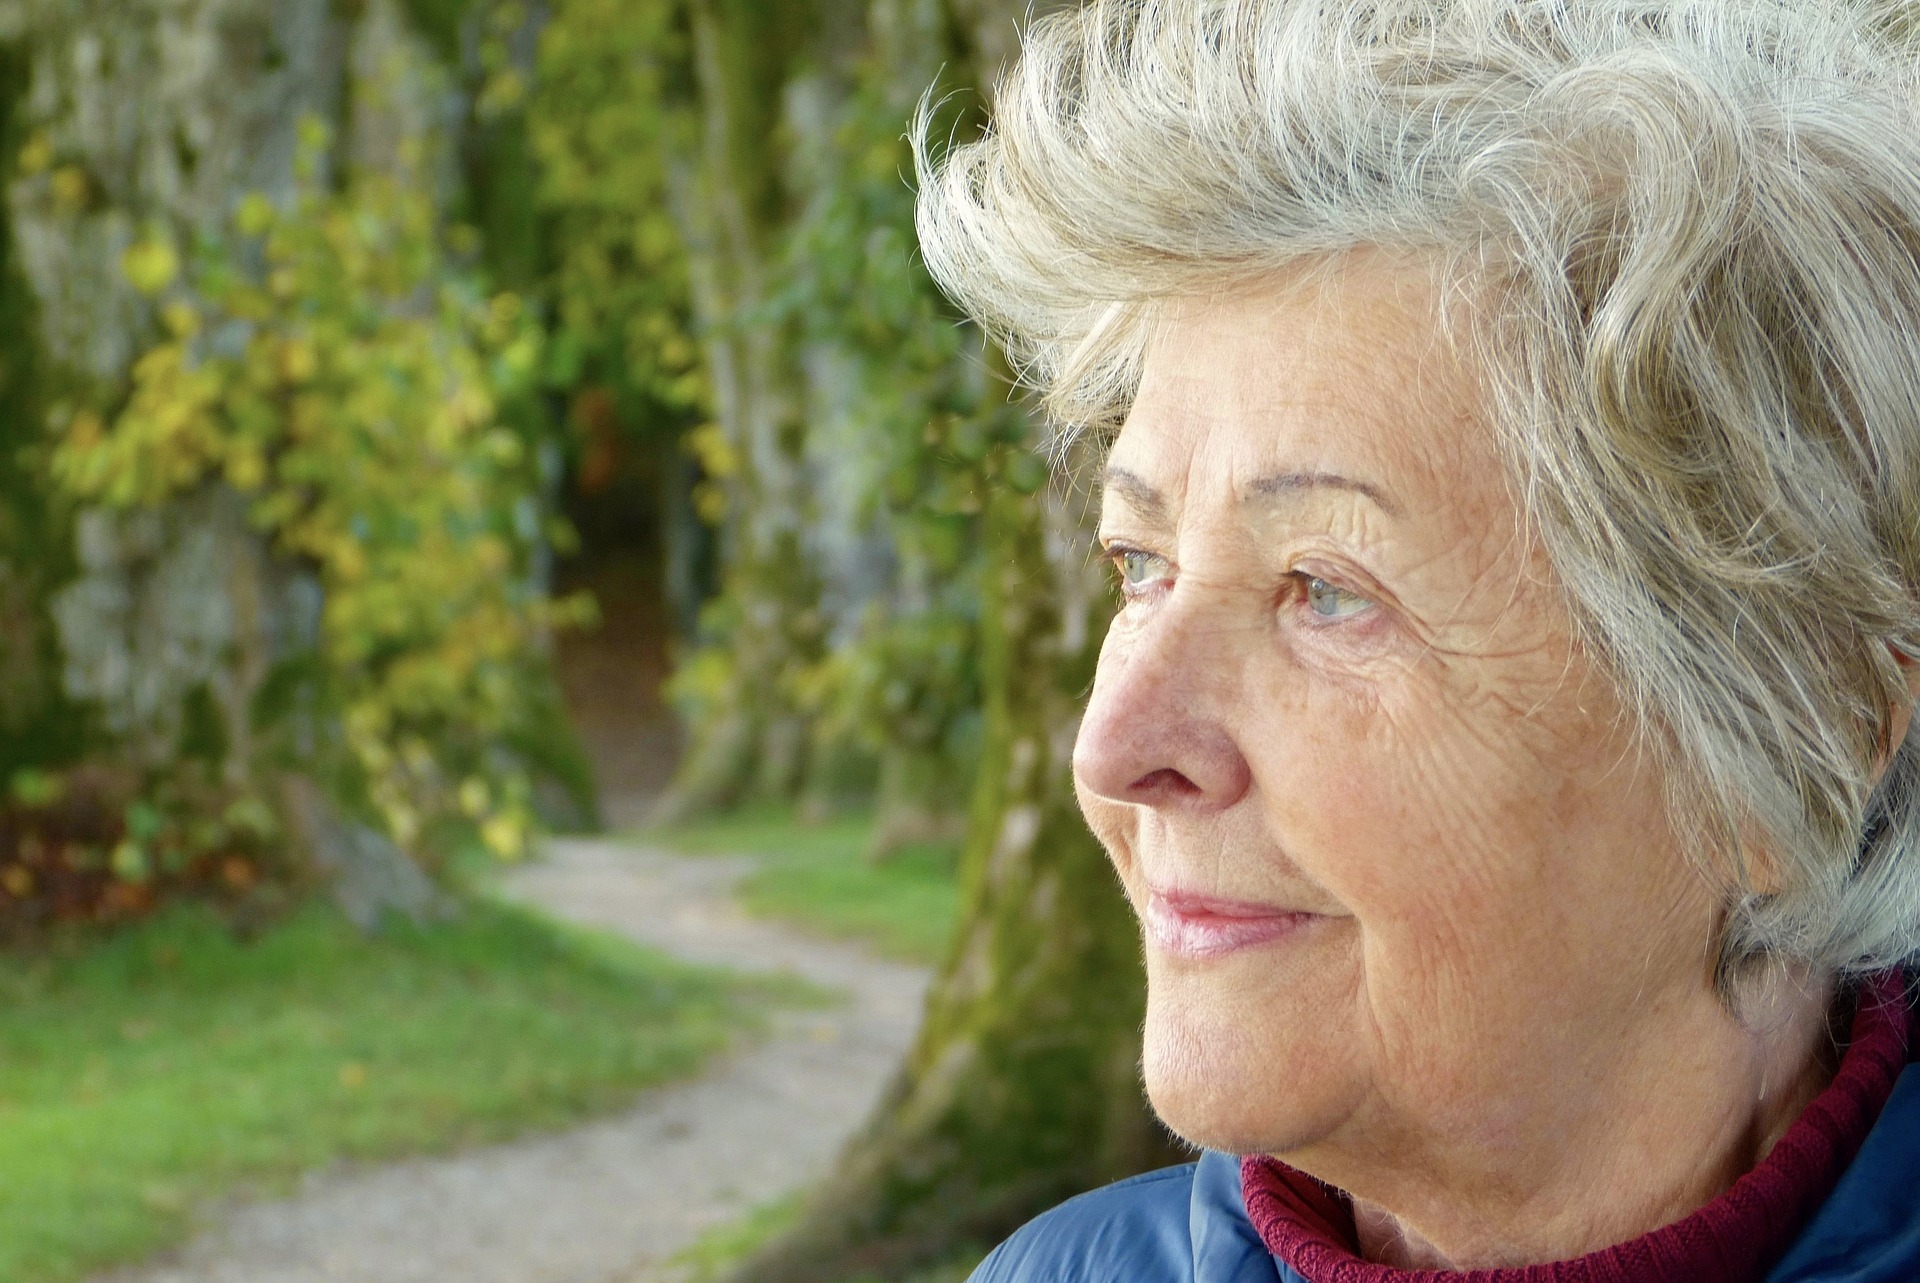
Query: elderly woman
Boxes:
[{"xmin": 914, "ymin": 1, "xmax": 1920, "ymax": 1280}]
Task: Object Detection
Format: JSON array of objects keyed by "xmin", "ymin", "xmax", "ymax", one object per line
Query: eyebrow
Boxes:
[
  {"xmin": 1101, "ymin": 467, "xmax": 1170, "ymax": 524},
  {"xmin": 1100, "ymin": 465, "xmax": 1401, "ymax": 521},
  {"xmin": 1245, "ymin": 469, "xmax": 1401, "ymax": 517}
]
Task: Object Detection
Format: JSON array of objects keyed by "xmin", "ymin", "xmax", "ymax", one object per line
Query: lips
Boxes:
[{"xmin": 1142, "ymin": 886, "xmax": 1316, "ymax": 959}]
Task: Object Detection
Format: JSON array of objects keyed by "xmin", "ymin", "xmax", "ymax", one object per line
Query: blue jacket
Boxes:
[{"xmin": 971, "ymin": 1066, "xmax": 1920, "ymax": 1283}]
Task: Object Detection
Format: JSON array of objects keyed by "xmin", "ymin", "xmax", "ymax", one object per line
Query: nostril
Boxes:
[{"xmin": 1129, "ymin": 767, "xmax": 1202, "ymax": 798}]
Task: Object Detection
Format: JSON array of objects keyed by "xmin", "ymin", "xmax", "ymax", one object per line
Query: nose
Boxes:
[{"xmin": 1072, "ymin": 605, "xmax": 1254, "ymax": 811}]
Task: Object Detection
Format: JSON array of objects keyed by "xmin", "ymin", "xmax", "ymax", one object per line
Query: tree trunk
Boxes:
[
  {"xmin": 0, "ymin": 31, "xmax": 84, "ymax": 784},
  {"xmin": 12, "ymin": 0, "xmax": 576, "ymax": 917},
  {"xmin": 653, "ymin": 0, "xmax": 831, "ymax": 819},
  {"xmin": 730, "ymin": 2, "xmax": 1182, "ymax": 1272},
  {"xmin": 738, "ymin": 448, "xmax": 1181, "ymax": 1281}
]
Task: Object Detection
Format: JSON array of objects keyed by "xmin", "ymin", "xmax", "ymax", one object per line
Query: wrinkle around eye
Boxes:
[{"xmin": 1102, "ymin": 539, "xmax": 1177, "ymax": 600}]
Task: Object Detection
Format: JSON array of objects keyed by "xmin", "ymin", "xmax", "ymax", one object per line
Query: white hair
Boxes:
[{"xmin": 916, "ymin": 0, "xmax": 1920, "ymax": 985}]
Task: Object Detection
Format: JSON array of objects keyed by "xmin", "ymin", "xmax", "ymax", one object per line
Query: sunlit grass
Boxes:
[
  {"xmin": 646, "ymin": 806, "xmax": 963, "ymax": 966},
  {"xmin": 665, "ymin": 1190, "xmax": 809, "ymax": 1281},
  {"xmin": 662, "ymin": 1189, "xmax": 983, "ymax": 1283},
  {"xmin": 0, "ymin": 900, "xmax": 782, "ymax": 1283}
]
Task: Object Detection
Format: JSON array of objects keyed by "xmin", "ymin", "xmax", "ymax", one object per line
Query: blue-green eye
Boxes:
[
  {"xmin": 1305, "ymin": 575, "xmax": 1370, "ymax": 620},
  {"xmin": 1115, "ymin": 548, "xmax": 1172, "ymax": 594}
]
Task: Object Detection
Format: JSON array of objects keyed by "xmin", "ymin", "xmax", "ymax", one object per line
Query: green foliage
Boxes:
[
  {"xmin": 0, "ymin": 769, "xmax": 285, "ymax": 935},
  {"xmin": 0, "ymin": 898, "xmax": 786, "ymax": 1283},
  {"xmin": 50, "ymin": 120, "xmax": 583, "ymax": 861},
  {"xmin": 796, "ymin": 605, "xmax": 980, "ymax": 772},
  {"xmin": 764, "ymin": 41, "xmax": 1017, "ymax": 816},
  {"xmin": 399, "ymin": 0, "xmax": 480, "ymax": 66},
  {"xmin": 530, "ymin": 0, "xmax": 703, "ymax": 424}
]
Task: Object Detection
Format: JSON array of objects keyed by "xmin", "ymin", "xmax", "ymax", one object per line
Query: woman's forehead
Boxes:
[{"xmin": 1111, "ymin": 262, "xmax": 1484, "ymax": 518}]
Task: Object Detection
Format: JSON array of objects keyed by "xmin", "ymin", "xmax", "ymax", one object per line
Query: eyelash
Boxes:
[
  {"xmin": 1102, "ymin": 544, "xmax": 1375, "ymax": 626},
  {"xmin": 1107, "ymin": 546, "xmax": 1171, "ymax": 600}
]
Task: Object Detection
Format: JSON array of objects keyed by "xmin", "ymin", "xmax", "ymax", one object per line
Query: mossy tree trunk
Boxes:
[
  {"xmin": 11, "ymin": 0, "xmax": 350, "ymax": 806},
  {"xmin": 0, "ymin": 32, "xmax": 84, "ymax": 784},
  {"xmin": 8, "ymin": 0, "xmax": 589, "ymax": 905},
  {"xmin": 654, "ymin": 0, "xmax": 834, "ymax": 818},
  {"xmin": 737, "ymin": 444, "xmax": 1179, "ymax": 1282},
  {"xmin": 737, "ymin": 450, "xmax": 1179, "ymax": 1281},
  {"xmin": 731, "ymin": 2, "xmax": 1182, "ymax": 1273}
]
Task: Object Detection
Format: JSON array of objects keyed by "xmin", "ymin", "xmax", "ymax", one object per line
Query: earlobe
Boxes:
[{"xmin": 1875, "ymin": 644, "xmax": 1920, "ymax": 779}]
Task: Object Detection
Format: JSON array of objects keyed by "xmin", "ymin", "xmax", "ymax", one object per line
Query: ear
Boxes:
[{"xmin": 1876, "ymin": 644, "xmax": 1920, "ymax": 780}]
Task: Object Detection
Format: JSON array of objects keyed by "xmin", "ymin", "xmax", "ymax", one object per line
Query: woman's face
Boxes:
[{"xmin": 1074, "ymin": 255, "xmax": 1725, "ymax": 1178}]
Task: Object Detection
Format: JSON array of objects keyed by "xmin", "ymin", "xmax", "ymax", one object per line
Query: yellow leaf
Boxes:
[
  {"xmin": 686, "ymin": 422, "xmax": 738, "ymax": 479},
  {"xmin": 478, "ymin": 69, "xmax": 527, "ymax": 116},
  {"xmin": 296, "ymin": 114, "xmax": 333, "ymax": 156},
  {"xmin": 120, "ymin": 240, "xmax": 180, "ymax": 296},
  {"xmin": 458, "ymin": 777, "xmax": 490, "ymax": 818},
  {"xmin": 385, "ymin": 803, "xmax": 420, "ymax": 848},
  {"xmin": 235, "ymin": 192, "xmax": 276, "ymax": 237},
  {"xmin": 161, "ymin": 302, "xmax": 200, "ymax": 338},
  {"xmin": 225, "ymin": 448, "xmax": 267, "ymax": 493},
  {"xmin": 474, "ymin": 536, "xmax": 510, "ymax": 575},
  {"xmin": 279, "ymin": 338, "xmax": 318, "ymax": 384},
  {"xmin": 48, "ymin": 165, "xmax": 89, "ymax": 212},
  {"xmin": 693, "ymin": 480, "xmax": 727, "ymax": 525},
  {"xmin": 65, "ymin": 409, "xmax": 103, "ymax": 451},
  {"xmin": 16, "ymin": 133, "xmax": 51, "ymax": 176},
  {"xmin": 332, "ymin": 537, "xmax": 368, "ymax": 583},
  {"xmin": 480, "ymin": 812, "xmax": 525, "ymax": 860}
]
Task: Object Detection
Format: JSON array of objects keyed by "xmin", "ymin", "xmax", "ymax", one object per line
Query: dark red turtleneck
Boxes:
[{"xmin": 1240, "ymin": 970, "xmax": 1914, "ymax": 1283}]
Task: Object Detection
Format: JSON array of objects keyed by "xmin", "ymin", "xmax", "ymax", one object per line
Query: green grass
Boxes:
[
  {"xmin": 664, "ymin": 1189, "xmax": 984, "ymax": 1283},
  {"xmin": 0, "ymin": 899, "xmax": 788, "ymax": 1283},
  {"xmin": 667, "ymin": 1190, "xmax": 810, "ymax": 1281},
  {"xmin": 646, "ymin": 807, "xmax": 963, "ymax": 965}
]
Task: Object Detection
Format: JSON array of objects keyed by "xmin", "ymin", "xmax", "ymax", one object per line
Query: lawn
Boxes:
[
  {"xmin": 0, "ymin": 899, "xmax": 784, "ymax": 1283},
  {"xmin": 646, "ymin": 807, "xmax": 963, "ymax": 965}
]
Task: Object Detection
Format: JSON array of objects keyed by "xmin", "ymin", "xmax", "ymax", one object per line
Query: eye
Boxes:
[
  {"xmin": 1301, "ymin": 574, "xmax": 1372, "ymax": 621},
  {"xmin": 1110, "ymin": 546, "xmax": 1173, "ymax": 597}
]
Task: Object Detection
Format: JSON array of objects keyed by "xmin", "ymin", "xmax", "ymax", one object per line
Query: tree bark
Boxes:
[
  {"xmin": 730, "ymin": 2, "xmax": 1183, "ymax": 1272},
  {"xmin": 737, "ymin": 455, "xmax": 1179, "ymax": 1282},
  {"xmin": 653, "ymin": 0, "xmax": 832, "ymax": 818}
]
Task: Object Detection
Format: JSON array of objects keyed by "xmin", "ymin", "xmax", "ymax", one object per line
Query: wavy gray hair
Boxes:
[{"xmin": 915, "ymin": 0, "xmax": 1920, "ymax": 985}]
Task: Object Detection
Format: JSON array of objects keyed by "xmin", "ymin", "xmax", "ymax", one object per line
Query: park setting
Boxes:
[
  {"xmin": 0, "ymin": 1, "xmax": 1173, "ymax": 1280},
  {"xmin": 16, "ymin": 3, "xmax": 1920, "ymax": 1282}
]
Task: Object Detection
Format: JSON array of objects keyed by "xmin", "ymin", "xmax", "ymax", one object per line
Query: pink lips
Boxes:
[{"xmin": 1143, "ymin": 887, "xmax": 1315, "ymax": 959}]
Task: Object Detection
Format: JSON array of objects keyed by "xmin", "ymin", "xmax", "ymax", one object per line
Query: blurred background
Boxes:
[{"xmin": 0, "ymin": 2, "xmax": 1179, "ymax": 1281}]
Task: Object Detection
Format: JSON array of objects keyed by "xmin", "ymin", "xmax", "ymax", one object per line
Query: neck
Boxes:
[{"xmin": 1341, "ymin": 975, "xmax": 1839, "ymax": 1270}]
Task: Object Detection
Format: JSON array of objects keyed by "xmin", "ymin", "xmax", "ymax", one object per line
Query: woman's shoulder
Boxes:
[
  {"xmin": 1770, "ymin": 1063, "xmax": 1920, "ymax": 1282},
  {"xmin": 966, "ymin": 1151, "xmax": 1288, "ymax": 1283}
]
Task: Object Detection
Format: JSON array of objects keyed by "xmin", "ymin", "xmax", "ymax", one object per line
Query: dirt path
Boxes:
[{"xmin": 96, "ymin": 837, "xmax": 931, "ymax": 1283}]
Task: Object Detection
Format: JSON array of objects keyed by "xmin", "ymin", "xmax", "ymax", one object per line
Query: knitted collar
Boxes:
[{"xmin": 1241, "ymin": 970, "xmax": 1913, "ymax": 1283}]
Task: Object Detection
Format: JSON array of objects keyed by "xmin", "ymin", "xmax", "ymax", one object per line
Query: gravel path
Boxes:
[{"xmin": 94, "ymin": 837, "xmax": 931, "ymax": 1283}]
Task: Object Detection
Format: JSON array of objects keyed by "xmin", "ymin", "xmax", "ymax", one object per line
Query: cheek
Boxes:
[{"xmin": 1245, "ymin": 654, "xmax": 1700, "ymax": 1064}]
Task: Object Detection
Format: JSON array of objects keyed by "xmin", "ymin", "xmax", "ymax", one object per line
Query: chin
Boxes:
[{"xmin": 1139, "ymin": 962, "xmax": 1360, "ymax": 1156}]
